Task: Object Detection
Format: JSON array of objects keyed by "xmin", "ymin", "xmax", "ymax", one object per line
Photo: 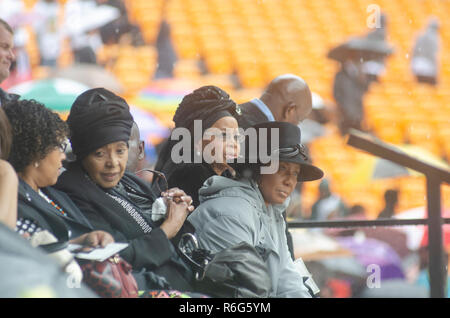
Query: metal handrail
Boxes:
[
  {"xmin": 301, "ymin": 130, "xmax": 450, "ymax": 298},
  {"xmin": 288, "ymin": 218, "xmax": 450, "ymax": 229}
]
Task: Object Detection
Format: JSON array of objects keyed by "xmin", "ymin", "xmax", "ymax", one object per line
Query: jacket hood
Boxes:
[{"xmin": 198, "ymin": 175, "xmax": 290, "ymax": 214}]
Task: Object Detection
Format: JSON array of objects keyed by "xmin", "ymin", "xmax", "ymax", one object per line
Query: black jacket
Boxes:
[
  {"xmin": 167, "ymin": 163, "xmax": 223, "ymax": 208},
  {"xmin": 237, "ymin": 100, "xmax": 271, "ymax": 129},
  {"xmin": 17, "ymin": 179, "xmax": 94, "ymax": 241},
  {"xmin": 54, "ymin": 162, "xmax": 195, "ymax": 291}
]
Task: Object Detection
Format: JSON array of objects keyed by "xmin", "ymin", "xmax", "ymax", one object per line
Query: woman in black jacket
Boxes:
[
  {"xmin": 54, "ymin": 88, "xmax": 196, "ymax": 292},
  {"xmin": 155, "ymin": 85, "xmax": 243, "ymax": 207}
]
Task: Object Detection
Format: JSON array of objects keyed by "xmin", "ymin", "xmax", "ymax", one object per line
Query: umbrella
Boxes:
[
  {"xmin": 129, "ymin": 106, "xmax": 170, "ymax": 146},
  {"xmin": 336, "ymin": 236, "xmax": 405, "ymax": 281},
  {"xmin": 49, "ymin": 64, "xmax": 123, "ymax": 93},
  {"xmin": 347, "ymin": 144, "xmax": 450, "ymax": 185},
  {"xmin": 359, "ymin": 279, "xmax": 429, "ymax": 298},
  {"xmin": 328, "ymin": 227, "xmax": 410, "ymax": 259},
  {"xmin": 395, "ymin": 206, "xmax": 450, "ymax": 251},
  {"xmin": 290, "ymin": 229, "xmax": 353, "ymax": 261},
  {"xmin": 130, "ymin": 78, "xmax": 202, "ymax": 128},
  {"xmin": 129, "ymin": 106, "xmax": 170, "ymax": 163},
  {"xmin": 290, "ymin": 229, "xmax": 367, "ymax": 287},
  {"xmin": 328, "ymin": 36, "xmax": 394, "ymax": 63},
  {"xmin": 9, "ymin": 78, "xmax": 90, "ymax": 115},
  {"xmin": 64, "ymin": 3, "xmax": 120, "ymax": 36},
  {"xmin": 131, "ymin": 78, "xmax": 200, "ymax": 113}
]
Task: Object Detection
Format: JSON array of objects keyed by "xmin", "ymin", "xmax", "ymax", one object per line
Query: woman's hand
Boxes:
[
  {"xmin": 159, "ymin": 188, "xmax": 194, "ymax": 239},
  {"xmin": 70, "ymin": 230, "xmax": 115, "ymax": 251}
]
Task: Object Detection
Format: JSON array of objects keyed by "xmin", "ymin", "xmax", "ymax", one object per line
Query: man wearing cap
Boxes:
[
  {"xmin": 237, "ymin": 74, "xmax": 313, "ymax": 129},
  {"xmin": 0, "ymin": 19, "xmax": 18, "ymax": 107}
]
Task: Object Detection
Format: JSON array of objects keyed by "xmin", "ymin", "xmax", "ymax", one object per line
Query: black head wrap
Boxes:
[
  {"xmin": 155, "ymin": 86, "xmax": 241, "ymax": 177},
  {"xmin": 172, "ymin": 85, "xmax": 241, "ymax": 134},
  {"xmin": 67, "ymin": 88, "xmax": 134, "ymax": 160}
]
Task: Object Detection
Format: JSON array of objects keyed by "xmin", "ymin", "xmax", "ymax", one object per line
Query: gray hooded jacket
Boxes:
[{"xmin": 188, "ymin": 175, "xmax": 311, "ymax": 298}]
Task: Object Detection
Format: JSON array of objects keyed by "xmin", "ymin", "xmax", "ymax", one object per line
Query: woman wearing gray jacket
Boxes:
[{"xmin": 188, "ymin": 121, "xmax": 324, "ymax": 297}]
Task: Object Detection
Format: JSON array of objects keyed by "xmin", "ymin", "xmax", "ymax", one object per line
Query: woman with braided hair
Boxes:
[{"xmin": 155, "ymin": 85, "xmax": 243, "ymax": 207}]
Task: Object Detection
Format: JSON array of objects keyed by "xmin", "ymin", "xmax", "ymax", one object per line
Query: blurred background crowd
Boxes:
[{"xmin": 1, "ymin": 0, "xmax": 450, "ymax": 298}]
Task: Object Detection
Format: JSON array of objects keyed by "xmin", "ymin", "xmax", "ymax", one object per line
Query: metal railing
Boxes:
[{"xmin": 288, "ymin": 130, "xmax": 450, "ymax": 298}]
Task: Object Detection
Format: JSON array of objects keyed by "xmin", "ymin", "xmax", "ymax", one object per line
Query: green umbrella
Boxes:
[{"xmin": 9, "ymin": 78, "xmax": 91, "ymax": 113}]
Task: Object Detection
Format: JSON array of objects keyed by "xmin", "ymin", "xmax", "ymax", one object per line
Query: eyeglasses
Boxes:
[
  {"xmin": 135, "ymin": 168, "xmax": 168, "ymax": 194},
  {"xmin": 58, "ymin": 142, "xmax": 67, "ymax": 153}
]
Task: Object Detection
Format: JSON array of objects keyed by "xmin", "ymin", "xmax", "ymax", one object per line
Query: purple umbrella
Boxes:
[{"xmin": 336, "ymin": 237, "xmax": 405, "ymax": 281}]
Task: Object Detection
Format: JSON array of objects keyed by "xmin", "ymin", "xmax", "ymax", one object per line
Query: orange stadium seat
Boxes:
[{"xmin": 31, "ymin": 0, "xmax": 447, "ymax": 213}]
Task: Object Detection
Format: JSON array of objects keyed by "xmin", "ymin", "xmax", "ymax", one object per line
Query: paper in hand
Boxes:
[{"xmin": 68, "ymin": 242, "xmax": 129, "ymax": 262}]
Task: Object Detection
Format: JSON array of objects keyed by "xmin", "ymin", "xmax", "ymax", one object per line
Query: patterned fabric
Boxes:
[
  {"xmin": 139, "ymin": 290, "xmax": 209, "ymax": 298},
  {"xmin": 15, "ymin": 218, "xmax": 42, "ymax": 236},
  {"xmin": 107, "ymin": 193, "xmax": 152, "ymax": 234}
]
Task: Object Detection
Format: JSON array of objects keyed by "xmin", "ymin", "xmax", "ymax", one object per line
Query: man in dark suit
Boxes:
[
  {"xmin": 237, "ymin": 74, "xmax": 313, "ymax": 129},
  {"xmin": 0, "ymin": 19, "xmax": 18, "ymax": 107}
]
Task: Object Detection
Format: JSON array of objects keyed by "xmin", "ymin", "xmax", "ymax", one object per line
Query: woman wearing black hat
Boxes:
[
  {"xmin": 55, "ymin": 88, "xmax": 197, "ymax": 292},
  {"xmin": 188, "ymin": 121, "xmax": 324, "ymax": 297},
  {"xmin": 156, "ymin": 85, "xmax": 243, "ymax": 207}
]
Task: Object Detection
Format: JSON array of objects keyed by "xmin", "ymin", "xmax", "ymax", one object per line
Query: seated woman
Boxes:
[
  {"xmin": 188, "ymin": 121, "xmax": 324, "ymax": 297},
  {"xmin": 54, "ymin": 88, "xmax": 196, "ymax": 292},
  {"xmin": 156, "ymin": 85, "xmax": 242, "ymax": 207},
  {"xmin": 3, "ymin": 99, "xmax": 113, "ymax": 247},
  {"xmin": 0, "ymin": 106, "xmax": 17, "ymax": 229}
]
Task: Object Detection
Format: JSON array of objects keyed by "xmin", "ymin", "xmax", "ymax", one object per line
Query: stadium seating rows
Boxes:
[{"xmin": 20, "ymin": 0, "xmax": 450, "ymax": 217}]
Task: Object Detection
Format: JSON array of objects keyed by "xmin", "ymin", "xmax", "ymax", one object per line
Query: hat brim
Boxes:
[
  {"xmin": 231, "ymin": 155, "xmax": 324, "ymax": 182},
  {"xmin": 279, "ymin": 156, "xmax": 324, "ymax": 182}
]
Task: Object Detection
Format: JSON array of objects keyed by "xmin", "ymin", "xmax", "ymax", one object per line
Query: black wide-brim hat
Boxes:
[{"xmin": 233, "ymin": 121, "xmax": 324, "ymax": 182}]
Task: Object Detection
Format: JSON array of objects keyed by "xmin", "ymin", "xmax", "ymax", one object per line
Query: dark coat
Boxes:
[
  {"xmin": 167, "ymin": 163, "xmax": 235, "ymax": 208},
  {"xmin": 54, "ymin": 162, "xmax": 195, "ymax": 291},
  {"xmin": 237, "ymin": 100, "xmax": 271, "ymax": 129},
  {"xmin": 17, "ymin": 179, "xmax": 94, "ymax": 241},
  {"xmin": 333, "ymin": 68, "xmax": 369, "ymax": 133}
]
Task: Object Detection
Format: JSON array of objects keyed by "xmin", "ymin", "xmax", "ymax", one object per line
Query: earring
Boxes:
[{"xmin": 34, "ymin": 162, "xmax": 39, "ymax": 168}]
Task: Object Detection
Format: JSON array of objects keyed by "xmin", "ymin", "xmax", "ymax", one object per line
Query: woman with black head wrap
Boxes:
[
  {"xmin": 55, "ymin": 88, "xmax": 197, "ymax": 292},
  {"xmin": 155, "ymin": 85, "xmax": 243, "ymax": 207}
]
